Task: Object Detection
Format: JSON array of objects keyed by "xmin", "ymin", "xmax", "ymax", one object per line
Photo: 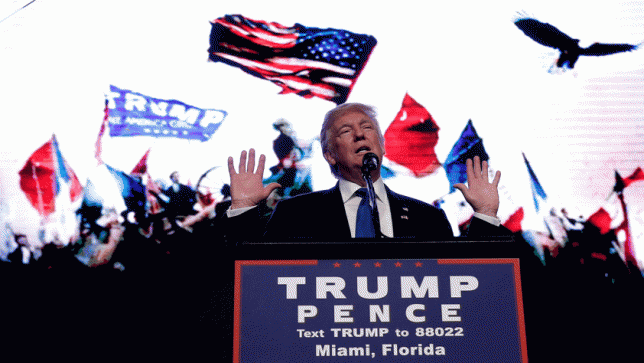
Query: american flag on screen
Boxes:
[{"xmin": 208, "ymin": 14, "xmax": 377, "ymax": 104}]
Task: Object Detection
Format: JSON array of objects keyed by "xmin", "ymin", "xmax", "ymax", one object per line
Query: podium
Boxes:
[{"xmin": 229, "ymin": 239, "xmax": 528, "ymax": 362}]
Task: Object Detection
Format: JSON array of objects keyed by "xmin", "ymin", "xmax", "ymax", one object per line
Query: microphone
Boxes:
[
  {"xmin": 361, "ymin": 152, "xmax": 379, "ymax": 175},
  {"xmin": 361, "ymin": 152, "xmax": 382, "ymax": 238}
]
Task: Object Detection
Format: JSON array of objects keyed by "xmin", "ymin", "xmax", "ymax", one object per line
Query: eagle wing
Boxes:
[
  {"xmin": 514, "ymin": 17, "xmax": 575, "ymax": 50},
  {"xmin": 581, "ymin": 42, "xmax": 639, "ymax": 56}
]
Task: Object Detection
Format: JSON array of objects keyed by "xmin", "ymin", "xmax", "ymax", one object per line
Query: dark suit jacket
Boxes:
[
  {"xmin": 225, "ymin": 183, "xmax": 510, "ymax": 242},
  {"xmin": 164, "ymin": 184, "xmax": 197, "ymax": 217}
]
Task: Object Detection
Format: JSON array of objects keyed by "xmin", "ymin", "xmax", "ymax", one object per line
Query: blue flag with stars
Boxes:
[{"xmin": 209, "ymin": 14, "xmax": 377, "ymax": 104}]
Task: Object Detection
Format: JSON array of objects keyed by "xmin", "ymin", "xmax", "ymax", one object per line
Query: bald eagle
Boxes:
[{"xmin": 514, "ymin": 17, "xmax": 639, "ymax": 70}]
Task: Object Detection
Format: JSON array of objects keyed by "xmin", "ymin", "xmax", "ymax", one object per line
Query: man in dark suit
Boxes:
[
  {"xmin": 164, "ymin": 171, "xmax": 197, "ymax": 218},
  {"xmin": 225, "ymin": 103, "xmax": 508, "ymax": 241}
]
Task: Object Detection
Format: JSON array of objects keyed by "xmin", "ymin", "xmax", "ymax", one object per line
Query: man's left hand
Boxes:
[{"xmin": 453, "ymin": 156, "xmax": 501, "ymax": 218}]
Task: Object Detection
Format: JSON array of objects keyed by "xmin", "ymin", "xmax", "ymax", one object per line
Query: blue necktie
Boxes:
[{"xmin": 355, "ymin": 188, "xmax": 376, "ymax": 238}]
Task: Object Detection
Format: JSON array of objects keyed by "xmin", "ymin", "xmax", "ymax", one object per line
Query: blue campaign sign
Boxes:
[
  {"xmin": 234, "ymin": 259, "xmax": 527, "ymax": 362},
  {"xmin": 105, "ymin": 85, "xmax": 227, "ymax": 141}
]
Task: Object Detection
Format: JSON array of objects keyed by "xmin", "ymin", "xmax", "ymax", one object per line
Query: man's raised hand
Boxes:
[
  {"xmin": 453, "ymin": 156, "xmax": 501, "ymax": 218},
  {"xmin": 228, "ymin": 149, "xmax": 281, "ymax": 209}
]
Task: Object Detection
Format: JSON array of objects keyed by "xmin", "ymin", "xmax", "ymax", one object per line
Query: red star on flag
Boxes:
[
  {"xmin": 333, "ymin": 262, "xmax": 341, "ymax": 268},
  {"xmin": 415, "ymin": 262, "xmax": 423, "ymax": 267},
  {"xmin": 374, "ymin": 262, "xmax": 382, "ymax": 268},
  {"xmin": 354, "ymin": 262, "xmax": 362, "ymax": 268},
  {"xmin": 394, "ymin": 262, "xmax": 403, "ymax": 267}
]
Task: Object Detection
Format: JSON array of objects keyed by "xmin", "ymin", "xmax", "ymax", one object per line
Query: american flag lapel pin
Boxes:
[{"xmin": 401, "ymin": 207, "xmax": 409, "ymax": 220}]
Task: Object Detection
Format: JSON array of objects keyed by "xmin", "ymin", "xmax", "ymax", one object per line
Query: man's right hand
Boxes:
[{"xmin": 228, "ymin": 148, "xmax": 281, "ymax": 210}]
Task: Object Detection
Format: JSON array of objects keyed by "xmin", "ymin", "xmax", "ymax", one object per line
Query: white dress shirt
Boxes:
[{"xmin": 338, "ymin": 178, "xmax": 393, "ymax": 238}]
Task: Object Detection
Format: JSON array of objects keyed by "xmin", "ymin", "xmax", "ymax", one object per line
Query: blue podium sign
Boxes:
[{"xmin": 234, "ymin": 259, "xmax": 527, "ymax": 362}]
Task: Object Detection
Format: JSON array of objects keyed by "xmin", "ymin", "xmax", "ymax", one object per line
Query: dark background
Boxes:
[{"xmin": 4, "ymin": 231, "xmax": 643, "ymax": 362}]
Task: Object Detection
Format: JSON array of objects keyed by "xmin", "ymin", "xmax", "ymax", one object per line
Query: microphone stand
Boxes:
[{"xmin": 362, "ymin": 172, "xmax": 383, "ymax": 239}]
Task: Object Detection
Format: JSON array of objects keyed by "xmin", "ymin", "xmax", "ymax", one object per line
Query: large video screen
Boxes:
[
  {"xmin": 2, "ymin": 1, "xmax": 643, "ymax": 361},
  {"xmin": 2, "ymin": 0, "xmax": 643, "ymax": 245}
]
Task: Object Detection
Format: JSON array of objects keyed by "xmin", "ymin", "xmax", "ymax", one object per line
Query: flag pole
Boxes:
[
  {"xmin": 95, "ymin": 98, "xmax": 109, "ymax": 165},
  {"xmin": 31, "ymin": 162, "xmax": 45, "ymax": 217},
  {"xmin": 0, "ymin": 0, "xmax": 36, "ymax": 26}
]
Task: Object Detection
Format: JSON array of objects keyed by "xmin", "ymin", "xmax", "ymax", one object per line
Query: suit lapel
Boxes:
[
  {"xmin": 387, "ymin": 187, "xmax": 413, "ymax": 238},
  {"xmin": 326, "ymin": 183, "xmax": 352, "ymax": 239}
]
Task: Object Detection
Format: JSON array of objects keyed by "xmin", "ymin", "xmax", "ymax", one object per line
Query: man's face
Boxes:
[
  {"xmin": 324, "ymin": 110, "xmax": 384, "ymax": 184},
  {"xmin": 170, "ymin": 172, "xmax": 179, "ymax": 183}
]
